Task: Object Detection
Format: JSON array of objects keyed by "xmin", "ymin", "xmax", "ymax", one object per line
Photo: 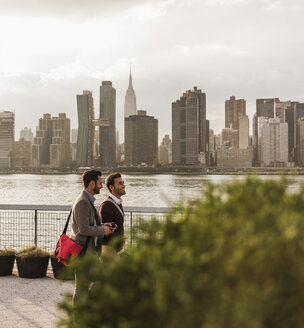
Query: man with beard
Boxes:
[
  {"xmin": 71, "ymin": 169, "xmax": 114, "ymax": 304},
  {"xmin": 99, "ymin": 172, "xmax": 126, "ymax": 253}
]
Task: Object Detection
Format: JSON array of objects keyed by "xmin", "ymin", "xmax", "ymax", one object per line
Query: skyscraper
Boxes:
[
  {"xmin": 274, "ymin": 100, "xmax": 291, "ymax": 122},
  {"xmin": 125, "ymin": 110, "xmax": 158, "ymax": 165},
  {"xmin": 32, "ymin": 114, "xmax": 52, "ymax": 167},
  {"xmin": 20, "ymin": 127, "xmax": 34, "ymax": 142},
  {"xmin": 285, "ymin": 102, "xmax": 304, "ymax": 163},
  {"xmin": 221, "ymin": 127, "xmax": 239, "ymax": 148},
  {"xmin": 208, "ymin": 129, "xmax": 215, "ymax": 166},
  {"xmin": 296, "ymin": 117, "xmax": 304, "ymax": 166},
  {"xmin": 258, "ymin": 117, "xmax": 288, "ymax": 166},
  {"xmin": 225, "ymin": 96, "xmax": 246, "ymax": 129},
  {"xmin": 158, "ymin": 134, "xmax": 172, "ymax": 164},
  {"xmin": 238, "ymin": 114, "xmax": 249, "ymax": 149},
  {"xmin": 32, "ymin": 113, "xmax": 71, "ymax": 168},
  {"xmin": 253, "ymin": 98, "xmax": 278, "ymax": 165},
  {"xmin": 99, "ymin": 81, "xmax": 116, "ymax": 167},
  {"xmin": 14, "ymin": 138, "xmax": 31, "ymax": 167},
  {"xmin": 172, "ymin": 87, "xmax": 208, "ymax": 165},
  {"xmin": 76, "ymin": 90, "xmax": 95, "ymax": 167},
  {"xmin": 0, "ymin": 111, "xmax": 14, "ymax": 168},
  {"xmin": 50, "ymin": 113, "xmax": 71, "ymax": 168},
  {"xmin": 71, "ymin": 129, "xmax": 78, "ymax": 144},
  {"xmin": 124, "ymin": 69, "xmax": 137, "ymax": 118}
]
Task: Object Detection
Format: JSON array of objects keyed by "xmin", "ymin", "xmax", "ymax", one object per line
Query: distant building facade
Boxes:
[
  {"xmin": 14, "ymin": 138, "xmax": 31, "ymax": 167},
  {"xmin": 217, "ymin": 146, "xmax": 253, "ymax": 168},
  {"xmin": 32, "ymin": 114, "xmax": 52, "ymax": 167},
  {"xmin": 125, "ymin": 110, "xmax": 158, "ymax": 166},
  {"xmin": 208, "ymin": 129, "xmax": 216, "ymax": 166},
  {"xmin": 296, "ymin": 118, "xmax": 304, "ymax": 166},
  {"xmin": 238, "ymin": 114, "xmax": 249, "ymax": 149},
  {"xmin": 172, "ymin": 87, "xmax": 208, "ymax": 165},
  {"xmin": 285, "ymin": 102, "xmax": 304, "ymax": 164},
  {"xmin": 99, "ymin": 81, "xmax": 116, "ymax": 167},
  {"xmin": 221, "ymin": 127, "xmax": 239, "ymax": 148},
  {"xmin": 50, "ymin": 113, "xmax": 71, "ymax": 168},
  {"xmin": 32, "ymin": 113, "xmax": 71, "ymax": 168},
  {"xmin": 158, "ymin": 134, "xmax": 172, "ymax": 164},
  {"xmin": 275, "ymin": 100, "xmax": 291, "ymax": 122},
  {"xmin": 71, "ymin": 129, "xmax": 78, "ymax": 144},
  {"xmin": 225, "ymin": 96, "xmax": 246, "ymax": 129},
  {"xmin": 258, "ymin": 117, "xmax": 288, "ymax": 166},
  {"xmin": 124, "ymin": 70, "xmax": 137, "ymax": 118},
  {"xmin": 253, "ymin": 98, "xmax": 277, "ymax": 165},
  {"xmin": 76, "ymin": 90, "xmax": 95, "ymax": 167},
  {"xmin": 0, "ymin": 111, "xmax": 14, "ymax": 168},
  {"xmin": 20, "ymin": 127, "xmax": 34, "ymax": 143}
]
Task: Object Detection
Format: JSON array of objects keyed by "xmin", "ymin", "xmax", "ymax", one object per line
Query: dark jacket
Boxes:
[{"xmin": 99, "ymin": 196, "xmax": 124, "ymax": 251}]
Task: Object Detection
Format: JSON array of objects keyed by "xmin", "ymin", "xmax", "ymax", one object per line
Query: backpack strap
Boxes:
[
  {"xmin": 62, "ymin": 209, "xmax": 72, "ymax": 235},
  {"xmin": 63, "ymin": 207, "xmax": 91, "ymax": 252},
  {"xmin": 101, "ymin": 196, "xmax": 124, "ymax": 218}
]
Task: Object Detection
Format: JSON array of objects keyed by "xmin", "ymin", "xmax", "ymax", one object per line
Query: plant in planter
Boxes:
[
  {"xmin": 0, "ymin": 248, "xmax": 16, "ymax": 276},
  {"xmin": 50, "ymin": 255, "xmax": 74, "ymax": 281},
  {"xmin": 16, "ymin": 246, "xmax": 50, "ymax": 279}
]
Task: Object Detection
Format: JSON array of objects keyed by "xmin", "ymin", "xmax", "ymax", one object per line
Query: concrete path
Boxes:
[{"xmin": 0, "ymin": 266, "xmax": 74, "ymax": 328}]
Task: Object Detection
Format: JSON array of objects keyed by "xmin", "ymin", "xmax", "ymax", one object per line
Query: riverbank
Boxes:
[{"xmin": 0, "ymin": 166, "xmax": 304, "ymax": 175}]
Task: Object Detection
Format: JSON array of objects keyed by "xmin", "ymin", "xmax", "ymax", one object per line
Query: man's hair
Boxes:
[
  {"xmin": 82, "ymin": 170, "xmax": 102, "ymax": 188},
  {"xmin": 105, "ymin": 172, "xmax": 121, "ymax": 193}
]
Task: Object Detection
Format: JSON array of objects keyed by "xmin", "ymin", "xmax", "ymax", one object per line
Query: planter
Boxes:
[
  {"xmin": 51, "ymin": 256, "xmax": 74, "ymax": 280},
  {"xmin": 0, "ymin": 254, "xmax": 15, "ymax": 276},
  {"xmin": 16, "ymin": 255, "xmax": 49, "ymax": 278}
]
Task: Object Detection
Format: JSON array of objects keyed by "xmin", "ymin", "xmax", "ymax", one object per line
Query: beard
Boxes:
[
  {"xmin": 93, "ymin": 186, "xmax": 100, "ymax": 194},
  {"xmin": 115, "ymin": 188, "xmax": 126, "ymax": 196}
]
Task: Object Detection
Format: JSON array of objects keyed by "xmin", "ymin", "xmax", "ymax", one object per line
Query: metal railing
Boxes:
[{"xmin": 0, "ymin": 205, "xmax": 171, "ymax": 253}]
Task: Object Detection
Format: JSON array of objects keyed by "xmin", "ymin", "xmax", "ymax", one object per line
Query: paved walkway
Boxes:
[{"xmin": 0, "ymin": 266, "xmax": 74, "ymax": 328}]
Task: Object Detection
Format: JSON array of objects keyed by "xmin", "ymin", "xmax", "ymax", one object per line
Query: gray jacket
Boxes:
[{"xmin": 71, "ymin": 190, "xmax": 105, "ymax": 253}]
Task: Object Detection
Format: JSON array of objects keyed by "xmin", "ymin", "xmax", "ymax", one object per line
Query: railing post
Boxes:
[
  {"xmin": 34, "ymin": 210, "xmax": 38, "ymax": 248},
  {"xmin": 130, "ymin": 211, "xmax": 133, "ymax": 248}
]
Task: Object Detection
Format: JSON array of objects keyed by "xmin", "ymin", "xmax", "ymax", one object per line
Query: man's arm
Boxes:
[
  {"xmin": 99, "ymin": 201, "xmax": 116, "ymax": 224},
  {"xmin": 74, "ymin": 199, "xmax": 105, "ymax": 237}
]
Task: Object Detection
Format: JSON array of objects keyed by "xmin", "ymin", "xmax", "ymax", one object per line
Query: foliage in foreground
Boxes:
[{"xmin": 58, "ymin": 177, "xmax": 304, "ymax": 328}]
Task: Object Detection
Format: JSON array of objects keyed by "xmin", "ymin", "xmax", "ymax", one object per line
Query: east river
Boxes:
[{"xmin": 0, "ymin": 174, "xmax": 302, "ymax": 207}]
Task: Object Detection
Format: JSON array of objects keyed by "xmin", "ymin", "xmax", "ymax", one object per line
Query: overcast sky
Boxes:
[{"xmin": 0, "ymin": 0, "xmax": 303, "ymax": 142}]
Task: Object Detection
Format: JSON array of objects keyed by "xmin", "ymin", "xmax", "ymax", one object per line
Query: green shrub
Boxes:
[
  {"xmin": 17, "ymin": 246, "xmax": 49, "ymax": 257},
  {"xmin": 58, "ymin": 177, "xmax": 304, "ymax": 328},
  {"xmin": 0, "ymin": 248, "xmax": 16, "ymax": 255}
]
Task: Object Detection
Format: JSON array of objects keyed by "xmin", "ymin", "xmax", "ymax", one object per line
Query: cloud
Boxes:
[
  {"xmin": 1, "ymin": 0, "xmax": 304, "ymax": 139},
  {"xmin": 0, "ymin": 0, "xmax": 170, "ymax": 20}
]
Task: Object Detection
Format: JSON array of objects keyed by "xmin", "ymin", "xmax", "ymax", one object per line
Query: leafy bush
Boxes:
[
  {"xmin": 0, "ymin": 248, "xmax": 16, "ymax": 256},
  {"xmin": 17, "ymin": 246, "xmax": 49, "ymax": 257},
  {"xmin": 58, "ymin": 177, "xmax": 304, "ymax": 328}
]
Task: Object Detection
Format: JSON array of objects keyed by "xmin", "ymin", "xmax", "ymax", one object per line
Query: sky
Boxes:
[{"xmin": 0, "ymin": 0, "xmax": 303, "ymax": 142}]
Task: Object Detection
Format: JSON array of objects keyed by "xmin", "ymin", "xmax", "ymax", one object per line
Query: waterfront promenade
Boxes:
[{"xmin": 0, "ymin": 266, "xmax": 73, "ymax": 328}]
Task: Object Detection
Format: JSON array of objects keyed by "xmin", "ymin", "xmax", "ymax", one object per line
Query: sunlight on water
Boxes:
[{"xmin": 0, "ymin": 174, "xmax": 302, "ymax": 207}]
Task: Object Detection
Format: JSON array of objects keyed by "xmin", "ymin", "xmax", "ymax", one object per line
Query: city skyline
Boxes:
[
  {"xmin": 0, "ymin": 0, "xmax": 303, "ymax": 139},
  {"xmin": 11, "ymin": 88, "xmax": 304, "ymax": 143},
  {"xmin": 2, "ymin": 92, "xmax": 304, "ymax": 168}
]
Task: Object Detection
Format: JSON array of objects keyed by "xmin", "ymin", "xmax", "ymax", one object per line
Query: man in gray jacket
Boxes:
[{"xmin": 72, "ymin": 169, "xmax": 113, "ymax": 304}]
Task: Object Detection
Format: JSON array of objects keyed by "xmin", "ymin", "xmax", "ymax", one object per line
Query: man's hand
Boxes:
[
  {"xmin": 104, "ymin": 222, "xmax": 117, "ymax": 231},
  {"xmin": 103, "ymin": 225, "xmax": 114, "ymax": 236}
]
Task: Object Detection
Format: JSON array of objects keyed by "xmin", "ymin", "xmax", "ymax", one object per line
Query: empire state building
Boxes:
[{"xmin": 124, "ymin": 69, "xmax": 137, "ymax": 117}]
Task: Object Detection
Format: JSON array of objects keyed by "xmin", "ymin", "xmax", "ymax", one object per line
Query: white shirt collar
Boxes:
[{"xmin": 109, "ymin": 193, "xmax": 122, "ymax": 205}]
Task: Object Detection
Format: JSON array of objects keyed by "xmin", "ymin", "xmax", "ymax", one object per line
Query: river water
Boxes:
[{"xmin": 0, "ymin": 174, "xmax": 302, "ymax": 207}]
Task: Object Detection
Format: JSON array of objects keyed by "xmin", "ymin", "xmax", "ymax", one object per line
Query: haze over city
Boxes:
[{"xmin": 0, "ymin": 0, "xmax": 303, "ymax": 139}]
